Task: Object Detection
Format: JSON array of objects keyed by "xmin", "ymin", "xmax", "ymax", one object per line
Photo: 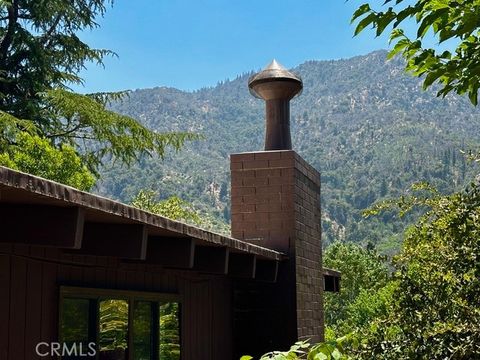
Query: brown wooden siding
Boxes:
[{"xmin": 0, "ymin": 245, "xmax": 232, "ymax": 360}]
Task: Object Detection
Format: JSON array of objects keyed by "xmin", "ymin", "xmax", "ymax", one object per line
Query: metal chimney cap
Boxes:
[{"xmin": 248, "ymin": 59, "xmax": 303, "ymax": 100}]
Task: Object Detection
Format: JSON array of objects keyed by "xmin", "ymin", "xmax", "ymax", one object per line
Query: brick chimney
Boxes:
[{"xmin": 231, "ymin": 61, "xmax": 324, "ymax": 357}]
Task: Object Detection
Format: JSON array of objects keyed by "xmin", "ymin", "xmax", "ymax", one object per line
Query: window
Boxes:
[{"xmin": 60, "ymin": 287, "xmax": 181, "ymax": 360}]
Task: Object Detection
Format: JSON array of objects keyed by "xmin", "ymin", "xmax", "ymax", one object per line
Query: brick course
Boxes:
[{"xmin": 231, "ymin": 150, "xmax": 324, "ymax": 344}]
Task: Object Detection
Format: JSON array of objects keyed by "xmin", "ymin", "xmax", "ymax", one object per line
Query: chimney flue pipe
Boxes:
[{"xmin": 248, "ymin": 60, "xmax": 303, "ymax": 151}]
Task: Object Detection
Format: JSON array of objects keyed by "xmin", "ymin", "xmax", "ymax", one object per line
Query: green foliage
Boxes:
[
  {"xmin": 242, "ymin": 341, "xmax": 311, "ymax": 360},
  {"xmin": 0, "ymin": 1, "xmax": 196, "ymax": 188},
  {"xmin": 363, "ymin": 181, "xmax": 439, "ymax": 218},
  {"xmin": 131, "ymin": 189, "xmax": 201, "ymax": 224},
  {"xmin": 159, "ymin": 302, "xmax": 181, "ymax": 360},
  {"xmin": 242, "ymin": 338, "xmax": 354, "ymax": 360},
  {"xmin": 61, "ymin": 298, "xmax": 90, "ymax": 346},
  {"xmin": 345, "ymin": 281, "xmax": 397, "ymax": 332},
  {"xmin": 130, "ymin": 189, "xmax": 230, "ymax": 234},
  {"xmin": 99, "ymin": 300, "xmax": 128, "ymax": 351},
  {"xmin": 40, "ymin": 89, "xmax": 198, "ymax": 175},
  {"xmin": 307, "ymin": 337, "xmax": 354, "ymax": 360},
  {"xmin": 351, "ymin": 0, "xmax": 480, "ymax": 105},
  {"xmin": 354, "ymin": 180, "xmax": 480, "ymax": 359},
  {"xmin": 0, "ymin": 0, "xmax": 114, "ymax": 119},
  {"xmin": 254, "ymin": 178, "xmax": 480, "ymax": 359},
  {"xmin": 323, "ymin": 242, "xmax": 390, "ymax": 335},
  {"xmin": 0, "ymin": 130, "xmax": 95, "ymax": 190},
  {"xmin": 0, "ymin": 111, "xmax": 37, "ymax": 146}
]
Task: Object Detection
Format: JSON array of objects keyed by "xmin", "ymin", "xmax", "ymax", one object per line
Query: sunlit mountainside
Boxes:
[{"xmin": 97, "ymin": 50, "xmax": 480, "ymax": 253}]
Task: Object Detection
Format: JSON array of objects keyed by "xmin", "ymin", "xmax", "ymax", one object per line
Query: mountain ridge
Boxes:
[{"xmin": 98, "ymin": 50, "xmax": 480, "ymax": 253}]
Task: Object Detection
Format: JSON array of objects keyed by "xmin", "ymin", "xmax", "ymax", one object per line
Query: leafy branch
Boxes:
[{"xmin": 351, "ymin": 0, "xmax": 480, "ymax": 104}]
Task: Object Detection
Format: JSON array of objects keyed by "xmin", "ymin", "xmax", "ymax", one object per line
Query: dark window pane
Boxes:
[
  {"xmin": 159, "ymin": 302, "xmax": 180, "ymax": 360},
  {"xmin": 99, "ymin": 299, "xmax": 128, "ymax": 360},
  {"xmin": 133, "ymin": 301, "xmax": 152, "ymax": 360},
  {"xmin": 61, "ymin": 298, "xmax": 95, "ymax": 359}
]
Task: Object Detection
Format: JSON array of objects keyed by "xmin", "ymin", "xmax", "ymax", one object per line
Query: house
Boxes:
[{"xmin": 0, "ymin": 60, "xmax": 340, "ymax": 360}]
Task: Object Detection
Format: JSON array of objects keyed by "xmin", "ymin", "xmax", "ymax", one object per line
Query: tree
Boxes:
[
  {"xmin": 355, "ymin": 182, "xmax": 480, "ymax": 359},
  {"xmin": 159, "ymin": 302, "xmax": 181, "ymax": 360},
  {"xmin": 0, "ymin": 131, "xmax": 95, "ymax": 190},
  {"xmin": 0, "ymin": 1, "xmax": 196, "ymax": 188},
  {"xmin": 352, "ymin": 0, "xmax": 480, "ymax": 104},
  {"xmin": 0, "ymin": 0, "xmax": 111, "ymax": 119},
  {"xmin": 323, "ymin": 242, "xmax": 391, "ymax": 337},
  {"xmin": 131, "ymin": 189, "xmax": 232, "ymax": 234},
  {"xmin": 130, "ymin": 189, "xmax": 202, "ymax": 225},
  {"xmin": 351, "ymin": 2, "xmax": 480, "ymax": 356},
  {"xmin": 250, "ymin": 180, "xmax": 480, "ymax": 359}
]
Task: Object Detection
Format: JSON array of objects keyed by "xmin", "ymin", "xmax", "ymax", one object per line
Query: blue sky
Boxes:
[{"xmin": 75, "ymin": 0, "xmax": 398, "ymax": 93}]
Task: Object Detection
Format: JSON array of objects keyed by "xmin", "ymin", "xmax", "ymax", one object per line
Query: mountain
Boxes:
[{"xmin": 96, "ymin": 50, "xmax": 480, "ymax": 253}]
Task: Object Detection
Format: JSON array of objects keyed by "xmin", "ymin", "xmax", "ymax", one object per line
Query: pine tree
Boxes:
[{"xmin": 0, "ymin": 1, "xmax": 196, "ymax": 188}]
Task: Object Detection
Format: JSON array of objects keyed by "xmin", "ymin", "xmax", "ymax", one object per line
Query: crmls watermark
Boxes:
[{"xmin": 35, "ymin": 342, "xmax": 97, "ymax": 357}]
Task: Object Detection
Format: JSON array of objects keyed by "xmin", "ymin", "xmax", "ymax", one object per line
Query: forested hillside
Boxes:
[{"xmin": 97, "ymin": 50, "xmax": 480, "ymax": 252}]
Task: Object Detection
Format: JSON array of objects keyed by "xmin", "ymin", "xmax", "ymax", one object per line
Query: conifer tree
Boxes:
[{"xmin": 0, "ymin": 1, "xmax": 196, "ymax": 189}]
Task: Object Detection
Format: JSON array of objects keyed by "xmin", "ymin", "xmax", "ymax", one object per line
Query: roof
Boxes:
[
  {"xmin": 0, "ymin": 166, "xmax": 283, "ymax": 261},
  {"xmin": 0, "ymin": 165, "xmax": 340, "ymax": 287}
]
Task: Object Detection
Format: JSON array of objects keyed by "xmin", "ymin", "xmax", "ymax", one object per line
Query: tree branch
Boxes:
[
  {"xmin": 41, "ymin": 14, "xmax": 63, "ymax": 47},
  {"xmin": 0, "ymin": 0, "xmax": 19, "ymax": 64},
  {"xmin": 0, "ymin": 14, "xmax": 31, "ymax": 21},
  {"xmin": 46, "ymin": 123, "xmax": 83, "ymax": 139}
]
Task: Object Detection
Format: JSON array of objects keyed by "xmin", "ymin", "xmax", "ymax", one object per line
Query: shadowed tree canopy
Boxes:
[
  {"xmin": 0, "ymin": 0, "xmax": 196, "ymax": 189},
  {"xmin": 352, "ymin": 0, "xmax": 480, "ymax": 105}
]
